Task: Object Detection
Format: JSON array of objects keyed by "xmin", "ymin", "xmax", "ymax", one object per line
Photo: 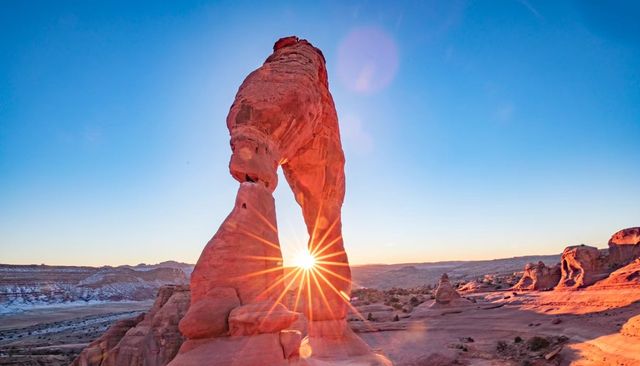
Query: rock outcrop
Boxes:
[
  {"xmin": 434, "ymin": 273, "xmax": 460, "ymax": 304},
  {"xmin": 622, "ymin": 315, "xmax": 640, "ymax": 337},
  {"xmin": 592, "ymin": 259, "xmax": 640, "ymax": 289},
  {"xmin": 513, "ymin": 261, "xmax": 561, "ymax": 291},
  {"xmin": 556, "ymin": 245, "xmax": 609, "ymax": 289},
  {"xmin": 72, "ymin": 284, "xmax": 190, "ymax": 366},
  {"xmin": 170, "ymin": 36, "xmax": 389, "ymax": 366},
  {"xmin": 608, "ymin": 227, "xmax": 640, "ymax": 267}
]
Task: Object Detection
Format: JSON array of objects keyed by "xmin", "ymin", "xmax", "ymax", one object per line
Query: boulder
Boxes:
[
  {"xmin": 178, "ymin": 287, "xmax": 239, "ymax": 338},
  {"xmin": 228, "ymin": 302, "xmax": 299, "ymax": 336},
  {"xmin": 608, "ymin": 227, "xmax": 640, "ymax": 267},
  {"xmin": 513, "ymin": 261, "xmax": 561, "ymax": 291},
  {"xmin": 434, "ymin": 273, "xmax": 461, "ymax": 304},
  {"xmin": 72, "ymin": 284, "xmax": 190, "ymax": 366},
  {"xmin": 556, "ymin": 245, "xmax": 609, "ymax": 289}
]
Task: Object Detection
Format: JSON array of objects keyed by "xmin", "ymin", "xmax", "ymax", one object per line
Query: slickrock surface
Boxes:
[
  {"xmin": 592, "ymin": 258, "xmax": 640, "ymax": 289},
  {"xmin": 556, "ymin": 245, "xmax": 609, "ymax": 289},
  {"xmin": 622, "ymin": 314, "xmax": 640, "ymax": 337},
  {"xmin": 72, "ymin": 284, "xmax": 189, "ymax": 366},
  {"xmin": 171, "ymin": 36, "xmax": 388, "ymax": 366},
  {"xmin": 608, "ymin": 227, "xmax": 640, "ymax": 267},
  {"xmin": 513, "ymin": 261, "xmax": 561, "ymax": 291}
]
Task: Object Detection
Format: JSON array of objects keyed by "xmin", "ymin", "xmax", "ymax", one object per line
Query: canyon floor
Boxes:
[
  {"xmin": 0, "ymin": 301, "xmax": 152, "ymax": 365},
  {"xmin": 356, "ymin": 288, "xmax": 640, "ymax": 365},
  {"xmin": 1, "ymin": 288, "xmax": 639, "ymax": 365}
]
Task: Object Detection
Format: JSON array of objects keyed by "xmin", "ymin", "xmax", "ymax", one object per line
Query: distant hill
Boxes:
[
  {"xmin": 351, "ymin": 254, "xmax": 561, "ymax": 289},
  {"xmin": 0, "ymin": 255, "xmax": 561, "ymax": 311},
  {"xmin": 0, "ymin": 262, "xmax": 192, "ymax": 313}
]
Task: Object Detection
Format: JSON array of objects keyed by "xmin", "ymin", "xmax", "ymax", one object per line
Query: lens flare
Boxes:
[{"xmin": 293, "ymin": 250, "xmax": 316, "ymax": 270}]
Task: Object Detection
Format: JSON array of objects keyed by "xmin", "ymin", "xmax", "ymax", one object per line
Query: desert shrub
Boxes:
[
  {"xmin": 514, "ymin": 336, "xmax": 523, "ymax": 343},
  {"xmin": 496, "ymin": 340, "xmax": 508, "ymax": 353},
  {"xmin": 527, "ymin": 336, "xmax": 550, "ymax": 351},
  {"xmin": 367, "ymin": 312, "xmax": 374, "ymax": 321},
  {"xmin": 393, "ymin": 315, "xmax": 399, "ymax": 321}
]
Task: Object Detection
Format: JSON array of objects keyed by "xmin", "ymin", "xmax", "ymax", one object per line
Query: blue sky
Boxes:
[{"xmin": 1, "ymin": 1, "xmax": 639, "ymax": 266}]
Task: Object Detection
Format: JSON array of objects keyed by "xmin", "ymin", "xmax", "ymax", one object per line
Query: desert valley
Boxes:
[
  {"xmin": 1, "ymin": 227, "xmax": 639, "ymax": 365},
  {"xmin": 2, "ymin": 2, "xmax": 639, "ymax": 366}
]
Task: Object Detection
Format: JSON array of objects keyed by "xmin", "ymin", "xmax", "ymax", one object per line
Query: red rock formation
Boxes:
[
  {"xmin": 608, "ymin": 227, "xmax": 640, "ymax": 267},
  {"xmin": 556, "ymin": 245, "xmax": 609, "ymax": 289},
  {"xmin": 72, "ymin": 314, "xmax": 145, "ymax": 366},
  {"xmin": 226, "ymin": 35, "xmax": 350, "ymax": 320},
  {"xmin": 434, "ymin": 273, "xmax": 460, "ymax": 304},
  {"xmin": 172, "ymin": 36, "xmax": 388, "ymax": 365},
  {"xmin": 592, "ymin": 259, "xmax": 640, "ymax": 289},
  {"xmin": 622, "ymin": 314, "xmax": 640, "ymax": 337},
  {"xmin": 72, "ymin": 284, "xmax": 189, "ymax": 366},
  {"xmin": 513, "ymin": 261, "xmax": 561, "ymax": 291}
]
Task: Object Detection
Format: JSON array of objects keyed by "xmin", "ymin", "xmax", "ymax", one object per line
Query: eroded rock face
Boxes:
[
  {"xmin": 557, "ymin": 245, "xmax": 609, "ymax": 289},
  {"xmin": 72, "ymin": 284, "xmax": 189, "ymax": 366},
  {"xmin": 608, "ymin": 227, "xmax": 640, "ymax": 267},
  {"xmin": 622, "ymin": 315, "xmax": 640, "ymax": 337},
  {"xmin": 171, "ymin": 36, "xmax": 387, "ymax": 366},
  {"xmin": 434, "ymin": 273, "xmax": 460, "ymax": 305},
  {"xmin": 513, "ymin": 261, "xmax": 561, "ymax": 291},
  {"xmin": 593, "ymin": 259, "xmax": 640, "ymax": 289},
  {"xmin": 227, "ymin": 36, "xmax": 350, "ymax": 321}
]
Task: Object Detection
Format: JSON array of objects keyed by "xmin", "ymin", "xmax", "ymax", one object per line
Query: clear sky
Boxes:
[{"xmin": 1, "ymin": 1, "xmax": 639, "ymax": 267}]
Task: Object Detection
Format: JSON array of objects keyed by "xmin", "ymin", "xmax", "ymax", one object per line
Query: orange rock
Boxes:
[
  {"xmin": 177, "ymin": 36, "xmax": 388, "ymax": 366},
  {"xmin": 178, "ymin": 287, "xmax": 239, "ymax": 339},
  {"xmin": 189, "ymin": 183, "xmax": 284, "ymax": 305},
  {"xmin": 169, "ymin": 333, "xmax": 288, "ymax": 366},
  {"xmin": 226, "ymin": 35, "xmax": 350, "ymax": 321},
  {"xmin": 72, "ymin": 284, "xmax": 190, "ymax": 366},
  {"xmin": 557, "ymin": 245, "xmax": 609, "ymax": 289},
  {"xmin": 608, "ymin": 227, "xmax": 640, "ymax": 267},
  {"xmin": 228, "ymin": 302, "xmax": 299, "ymax": 336},
  {"xmin": 513, "ymin": 261, "xmax": 561, "ymax": 291},
  {"xmin": 434, "ymin": 273, "xmax": 460, "ymax": 304},
  {"xmin": 622, "ymin": 314, "xmax": 640, "ymax": 337},
  {"xmin": 279, "ymin": 329, "xmax": 303, "ymax": 359},
  {"xmin": 592, "ymin": 259, "xmax": 640, "ymax": 289},
  {"xmin": 71, "ymin": 314, "xmax": 145, "ymax": 366}
]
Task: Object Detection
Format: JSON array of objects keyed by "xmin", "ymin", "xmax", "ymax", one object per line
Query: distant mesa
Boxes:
[{"xmin": 0, "ymin": 262, "xmax": 191, "ymax": 313}]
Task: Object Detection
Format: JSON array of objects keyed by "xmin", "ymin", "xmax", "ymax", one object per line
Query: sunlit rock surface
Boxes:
[
  {"xmin": 556, "ymin": 245, "xmax": 609, "ymax": 289},
  {"xmin": 513, "ymin": 261, "xmax": 561, "ymax": 291},
  {"xmin": 72, "ymin": 284, "xmax": 189, "ymax": 366},
  {"xmin": 170, "ymin": 36, "xmax": 389, "ymax": 366},
  {"xmin": 434, "ymin": 273, "xmax": 460, "ymax": 305},
  {"xmin": 608, "ymin": 227, "xmax": 640, "ymax": 267}
]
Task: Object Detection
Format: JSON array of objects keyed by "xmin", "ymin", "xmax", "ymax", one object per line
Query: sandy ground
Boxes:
[
  {"xmin": 0, "ymin": 301, "xmax": 152, "ymax": 366},
  {"xmin": 356, "ymin": 289, "xmax": 640, "ymax": 366},
  {"xmin": 1, "ymin": 290, "xmax": 639, "ymax": 365}
]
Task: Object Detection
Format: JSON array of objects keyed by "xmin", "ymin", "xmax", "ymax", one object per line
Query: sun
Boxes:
[{"xmin": 293, "ymin": 250, "xmax": 316, "ymax": 270}]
